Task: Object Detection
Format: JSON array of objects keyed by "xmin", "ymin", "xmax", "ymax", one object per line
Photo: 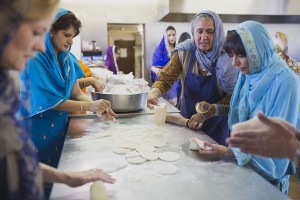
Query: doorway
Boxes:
[{"xmin": 107, "ymin": 23, "xmax": 145, "ymax": 78}]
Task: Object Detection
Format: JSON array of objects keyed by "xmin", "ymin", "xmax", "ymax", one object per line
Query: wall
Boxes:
[
  {"xmin": 61, "ymin": 0, "xmax": 192, "ymax": 84},
  {"xmin": 61, "ymin": 0, "xmax": 300, "ymax": 84}
]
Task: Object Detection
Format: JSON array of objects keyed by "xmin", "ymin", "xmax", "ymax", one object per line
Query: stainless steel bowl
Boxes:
[{"xmin": 91, "ymin": 92, "xmax": 148, "ymax": 113}]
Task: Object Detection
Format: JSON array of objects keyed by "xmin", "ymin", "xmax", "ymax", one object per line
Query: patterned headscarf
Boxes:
[
  {"xmin": 228, "ymin": 21, "xmax": 289, "ymax": 127},
  {"xmin": 274, "ymin": 32, "xmax": 288, "ymax": 55}
]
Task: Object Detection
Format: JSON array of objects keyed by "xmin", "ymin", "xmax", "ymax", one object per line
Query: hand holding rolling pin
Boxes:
[{"xmin": 187, "ymin": 101, "xmax": 216, "ymax": 129}]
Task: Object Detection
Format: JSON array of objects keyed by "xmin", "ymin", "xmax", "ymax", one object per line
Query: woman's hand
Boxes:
[
  {"xmin": 89, "ymin": 100, "xmax": 116, "ymax": 117},
  {"xmin": 151, "ymin": 66, "xmax": 162, "ymax": 76},
  {"xmin": 227, "ymin": 113, "xmax": 300, "ymax": 159},
  {"xmin": 91, "ymin": 77, "xmax": 105, "ymax": 92},
  {"xmin": 99, "ymin": 112, "xmax": 117, "ymax": 122},
  {"xmin": 187, "ymin": 114, "xmax": 203, "ymax": 130},
  {"xmin": 147, "ymin": 88, "xmax": 161, "ymax": 109},
  {"xmin": 64, "ymin": 168, "xmax": 116, "ymax": 187},
  {"xmin": 40, "ymin": 163, "xmax": 116, "ymax": 187},
  {"xmin": 198, "ymin": 142, "xmax": 234, "ymax": 158},
  {"xmin": 187, "ymin": 112, "xmax": 213, "ymax": 130}
]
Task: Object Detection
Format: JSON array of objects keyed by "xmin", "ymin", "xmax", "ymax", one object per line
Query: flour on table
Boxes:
[
  {"xmin": 125, "ymin": 151, "xmax": 140, "ymax": 158},
  {"xmin": 156, "ymin": 163, "xmax": 178, "ymax": 175},
  {"xmin": 136, "ymin": 144, "xmax": 156, "ymax": 153},
  {"xmin": 126, "ymin": 156, "xmax": 147, "ymax": 164},
  {"xmin": 113, "ymin": 147, "xmax": 132, "ymax": 154},
  {"xmin": 96, "ymin": 157, "xmax": 128, "ymax": 173},
  {"xmin": 158, "ymin": 152, "xmax": 180, "ymax": 162},
  {"xmin": 189, "ymin": 138, "xmax": 212, "ymax": 151},
  {"xmin": 140, "ymin": 151, "xmax": 159, "ymax": 161}
]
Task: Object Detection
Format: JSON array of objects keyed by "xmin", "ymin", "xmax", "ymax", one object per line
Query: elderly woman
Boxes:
[
  {"xmin": 0, "ymin": 1, "xmax": 115, "ymax": 199},
  {"xmin": 200, "ymin": 21, "xmax": 300, "ymax": 194},
  {"xmin": 19, "ymin": 8, "xmax": 116, "ymax": 168},
  {"xmin": 151, "ymin": 26, "xmax": 181, "ymax": 106},
  {"xmin": 147, "ymin": 10, "xmax": 238, "ymax": 146}
]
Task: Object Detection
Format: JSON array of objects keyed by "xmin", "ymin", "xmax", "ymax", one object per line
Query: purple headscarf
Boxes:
[{"xmin": 105, "ymin": 45, "xmax": 119, "ymax": 74}]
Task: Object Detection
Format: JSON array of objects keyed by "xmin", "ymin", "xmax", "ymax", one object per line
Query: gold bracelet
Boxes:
[{"xmin": 185, "ymin": 119, "xmax": 190, "ymax": 127}]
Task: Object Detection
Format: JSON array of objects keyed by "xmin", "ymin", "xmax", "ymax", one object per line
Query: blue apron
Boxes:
[{"xmin": 180, "ymin": 53, "xmax": 230, "ymax": 146}]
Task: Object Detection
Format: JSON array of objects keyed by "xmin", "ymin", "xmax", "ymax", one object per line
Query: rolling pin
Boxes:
[{"xmin": 90, "ymin": 181, "xmax": 109, "ymax": 200}]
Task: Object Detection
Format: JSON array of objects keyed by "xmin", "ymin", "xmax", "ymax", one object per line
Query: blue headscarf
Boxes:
[
  {"xmin": 152, "ymin": 35, "xmax": 170, "ymax": 67},
  {"xmin": 174, "ymin": 10, "xmax": 238, "ymax": 94},
  {"xmin": 228, "ymin": 21, "xmax": 300, "ymax": 128},
  {"xmin": 227, "ymin": 21, "xmax": 300, "ymax": 194},
  {"xmin": 54, "ymin": 8, "xmax": 70, "ymax": 22},
  {"xmin": 20, "ymin": 8, "xmax": 84, "ymax": 116}
]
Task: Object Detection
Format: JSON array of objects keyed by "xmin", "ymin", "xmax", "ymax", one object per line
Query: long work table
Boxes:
[{"xmin": 50, "ymin": 102, "xmax": 289, "ymax": 200}]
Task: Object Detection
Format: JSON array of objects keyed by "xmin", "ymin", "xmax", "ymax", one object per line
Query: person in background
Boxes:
[
  {"xmin": 199, "ymin": 21, "xmax": 300, "ymax": 194},
  {"xmin": 104, "ymin": 45, "xmax": 120, "ymax": 74},
  {"xmin": 0, "ymin": 1, "xmax": 115, "ymax": 199},
  {"xmin": 273, "ymin": 31, "xmax": 300, "ymax": 76},
  {"xmin": 147, "ymin": 10, "xmax": 238, "ymax": 146},
  {"xmin": 78, "ymin": 59, "xmax": 105, "ymax": 93},
  {"xmin": 227, "ymin": 113, "xmax": 300, "ymax": 166},
  {"xmin": 151, "ymin": 26, "xmax": 181, "ymax": 107},
  {"xmin": 19, "ymin": 8, "xmax": 116, "ymax": 170},
  {"xmin": 178, "ymin": 32, "xmax": 191, "ymax": 44}
]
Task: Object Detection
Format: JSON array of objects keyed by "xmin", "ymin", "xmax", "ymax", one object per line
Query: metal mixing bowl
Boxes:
[{"xmin": 91, "ymin": 92, "xmax": 148, "ymax": 113}]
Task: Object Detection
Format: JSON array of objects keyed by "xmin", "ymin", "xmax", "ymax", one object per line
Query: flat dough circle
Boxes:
[
  {"xmin": 150, "ymin": 141, "xmax": 166, "ymax": 148},
  {"xmin": 125, "ymin": 151, "xmax": 140, "ymax": 158},
  {"xmin": 158, "ymin": 152, "xmax": 180, "ymax": 162},
  {"xmin": 157, "ymin": 164, "xmax": 177, "ymax": 175},
  {"xmin": 119, "ymin": 143, "xmax": 137, "ymax": 150},
  {"xmin": 136, "ymin": 144, "xmax": 156, "ymax": 153},
  {"xmin": 126, "ymin": 156, "xmax": 147, "ymax": 164},
  {"xmin": 140, "ymin": 151, "xmax": 159, "ymax": 161},
  {"xmin": 113, "ymin": 147, "xmax": 132, "ymax": 154}
]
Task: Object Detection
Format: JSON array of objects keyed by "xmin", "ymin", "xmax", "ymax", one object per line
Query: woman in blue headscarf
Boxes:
[
  {"xmin": 150, "ymin": 26, "xmax": 181, "ymax": 106},
  {"xmin": 199, "ymin": 21, "xmax": 300, "ymax": 194},
  {"xmin": 147, "ymin": 10, "xmax": 238, "ymax": 146},
  {"xmin": 19, "ymin": 8, "xmax": 116, "ymax": 168}
]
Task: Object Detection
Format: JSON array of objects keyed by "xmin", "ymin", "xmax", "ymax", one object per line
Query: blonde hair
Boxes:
[
  {"xmin": 25, "ymin": 0, "xmax": 60, "ymax": 20},
  {"xmin": 0, "ymin": 0, "xmax": 59, "ymax": 56}
]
